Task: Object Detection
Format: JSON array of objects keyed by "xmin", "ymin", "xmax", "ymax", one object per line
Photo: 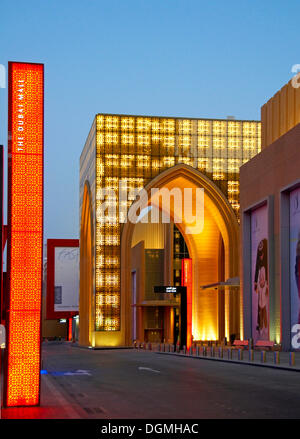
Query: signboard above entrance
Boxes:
[{"xmin": 153, "ymin": 286, "xmax": 187, "ymax": 294}]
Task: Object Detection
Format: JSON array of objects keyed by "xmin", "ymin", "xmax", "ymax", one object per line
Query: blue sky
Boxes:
[{"xmin": 0, "ymin": 0, "xmax": 299, "ymax": 240}]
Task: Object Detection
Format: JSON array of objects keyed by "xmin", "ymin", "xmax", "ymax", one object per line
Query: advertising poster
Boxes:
[
  {"xmin": 54, "ymin": 247, "xmax": 79, "ymax": 313},
  {"xmin": 251, "ymin": 204, "xmax": 269, "ymax": 344},
  {"xmin": 289, "ymin": 187, "xmax": 300, "ymax": 349}
]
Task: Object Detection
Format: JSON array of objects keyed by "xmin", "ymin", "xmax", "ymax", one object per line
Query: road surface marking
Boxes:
[
  {"xmin": 138, "ymin": 367, "xmax": 160, "ymax": 373},
  {"xmin": 63, "ymin": 370, "xmax": 92, "ymax": 376}
]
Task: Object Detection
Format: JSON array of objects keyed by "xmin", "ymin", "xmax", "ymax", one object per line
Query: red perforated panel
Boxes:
[{"xmin": 5, "ymin": 62, "xmax": 44, "ymax": 407}]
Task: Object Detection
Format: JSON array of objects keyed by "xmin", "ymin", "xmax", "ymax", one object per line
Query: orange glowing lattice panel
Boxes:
[
  {"xmin": 182, "ymin": 258, "xmax": 192, "ymax": 350},
  {"xmin": 68, "ymin": 318, "xmax": 73, "ymax": 341},
  {"xmin": 6, "ymin": 62, "xmax": 44, "ymax": 407}
]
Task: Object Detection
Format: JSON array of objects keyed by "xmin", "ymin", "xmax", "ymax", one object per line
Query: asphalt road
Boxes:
[{"xmin": 40, "ymin": 342, "xmax": 300, "ymax": 419}]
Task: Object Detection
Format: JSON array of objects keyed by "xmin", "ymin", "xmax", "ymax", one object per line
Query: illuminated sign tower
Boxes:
[{"xmin": 4, "ymin": 62, "xmax": 44, "ymax": 407}]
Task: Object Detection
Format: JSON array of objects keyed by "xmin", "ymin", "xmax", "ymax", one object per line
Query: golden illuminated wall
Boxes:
[
  {"xmin": 80, "ymin": 114, "xmax": 260, "ymax": 336},
  {"xmin": 261, "ymin": 78, "xmax": 300, "ymax": 149}
]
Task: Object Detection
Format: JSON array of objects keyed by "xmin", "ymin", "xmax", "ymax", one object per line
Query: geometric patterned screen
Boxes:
[{"xmin": 5, "ymin": 62, "xmax": 44, "ymax": 407}]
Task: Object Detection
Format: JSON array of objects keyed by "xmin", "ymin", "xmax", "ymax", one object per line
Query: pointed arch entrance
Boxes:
[{"xmin": 121, "ymin": 164, "xmax": 240, "ymax": 345}]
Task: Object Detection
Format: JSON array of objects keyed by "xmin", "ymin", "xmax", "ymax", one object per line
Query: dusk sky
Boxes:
[{"xmin": 0, "ymin": 0, "xmax": 299, "ymax": 241}]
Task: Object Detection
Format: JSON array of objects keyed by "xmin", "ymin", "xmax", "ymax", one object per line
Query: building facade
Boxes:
[
  {"xmin": 241, "ymin": 79, "xmax": 300, "ymax": 351},
  {"xmin": 80, "ymin": 114, "xmax": 261, "ymax": 348}
]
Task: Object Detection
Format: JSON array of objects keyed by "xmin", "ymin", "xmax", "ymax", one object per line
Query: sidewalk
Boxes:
[
  {"xmin": 154, "ymin": 346, "xmax": 300, "ymax": 371},
  {"xmin": 1, "ymin": 374, "xmax": 83, "ymax": 419}
]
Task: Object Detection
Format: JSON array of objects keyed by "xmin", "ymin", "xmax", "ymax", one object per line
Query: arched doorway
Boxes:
[
  {"xmin": 121, "ymin": 164, "xmax": 240, "ymax": 345},
  {"xmin": 79, "ymin": 182, "xmax": 94, "ymax": 346}
]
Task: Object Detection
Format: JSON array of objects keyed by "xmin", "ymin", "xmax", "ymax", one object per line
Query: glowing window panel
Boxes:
[
  {"xmin": 198, "ymin": 135, "xmax": 211, "ymax": 148},
  {"xmin": 105, "ymin": 116, "xmax": 119, "ymax": 130},
  {"xmin": 121, "ymin": 117, "xmax": 134, "ymax": 131},
  {"xmin": 121, "ymin": 133, "xmax": 135, "ymax": 145},
  {"xmin": 213, "ymin": 121, "xmax": 227, "ymax": 135},
  {"xmin": 178, "ymin": 119, "xmax": 192, "ymax": 134},
  {"xmin": 162, "ymin": 119, "xmax": 175, "ymax": 132},
  {"xmin": 227, "ymin": 121, "xmax": 241, "ymax": 136},
  {"xmin": 5, "ymin": 62, "xmax": 44, "ymax": 407},
  {"xmin": 198, "ymin": 120, "xmax": 211, "ymax": 134}
]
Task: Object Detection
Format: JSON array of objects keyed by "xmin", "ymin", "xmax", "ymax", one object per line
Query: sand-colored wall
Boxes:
[
  {"xmin": 240, "ymin": 122, "xmax": 300, "ymax": 344},
  {"xmin": 261, "ymin": 79, "xmax": 300, "ymax": 149}
]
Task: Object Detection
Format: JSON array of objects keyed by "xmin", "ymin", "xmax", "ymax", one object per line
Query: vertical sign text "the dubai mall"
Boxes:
[{"xmin": 5, "ymin": 62, "xmax": 44, "ymax": 407}]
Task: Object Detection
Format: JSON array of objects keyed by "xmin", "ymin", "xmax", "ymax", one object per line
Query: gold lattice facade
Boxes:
[{"xmin": 80, "ymin": 114, "xmax": 261, "ymax": 335}]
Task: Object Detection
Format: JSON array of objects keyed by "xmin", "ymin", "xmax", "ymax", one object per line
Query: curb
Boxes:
[{"xmin": 156, "ymin": 351, "xmax": 300, "ymax": 373}]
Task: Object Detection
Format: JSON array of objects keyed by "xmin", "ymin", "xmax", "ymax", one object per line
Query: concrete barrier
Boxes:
[
  {"xmin": 274, "ymin": 351, "xmax": 280, "ymax": 365},
  {"xmin": 249, "ymin": 349, "xmax": 254, "ymax": 361},
  {"xmin": 261, "ymin": 351, "xmax": 266, "ymax": 363}
]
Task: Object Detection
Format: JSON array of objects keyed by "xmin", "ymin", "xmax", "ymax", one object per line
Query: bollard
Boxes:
[
  {"xmin": 203, "ymin": 346, "xmax": 206, "ymax": 357},
  {"xmin": 219, "ymin": 347, "xmax": 223, "ymax": 358},
  {"xmin": 210, "ymin": 346, "xmax": 215, "ymax": 357},
  {"xmin": 183, "ymin": 345, "xmax": 186, "ymax": 355},
  {"xmin": 227, "ymin": 348, "xmax": 232, "ymax": 360},
  {"xmin": 248, "ymin": 349, "xmax": 254, "ymax": 361},
  {"xmin": 261, "ymin": 350, "xmax": 266, "ymax": 363},
  {"xmin": 274, "ymin": 351, "xmax": 280, "ymax": 365},
  {"xmin": 289, "ymin": 352, "xmax": 295, "ymax": 366},
  {"xmin": 238, "ymin": 349, "xmax": 243, "ymax": 361},
  {"xmin": 189, "ymin": 346, "xmax": 193, "ymax": 356},
  {"xmin": 196, "ymin": 345, "xmax": 199, "ymax": 357}
]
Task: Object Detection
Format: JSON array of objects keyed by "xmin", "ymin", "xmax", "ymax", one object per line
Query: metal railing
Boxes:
[{"xmin": 133, "ymin": 341, "xmax": 298, "ymax": 368}]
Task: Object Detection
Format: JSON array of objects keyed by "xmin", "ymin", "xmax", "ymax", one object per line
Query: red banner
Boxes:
[{"xmin": 181, "ymin": 258, "xmax": 192, "ymax": 349}]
